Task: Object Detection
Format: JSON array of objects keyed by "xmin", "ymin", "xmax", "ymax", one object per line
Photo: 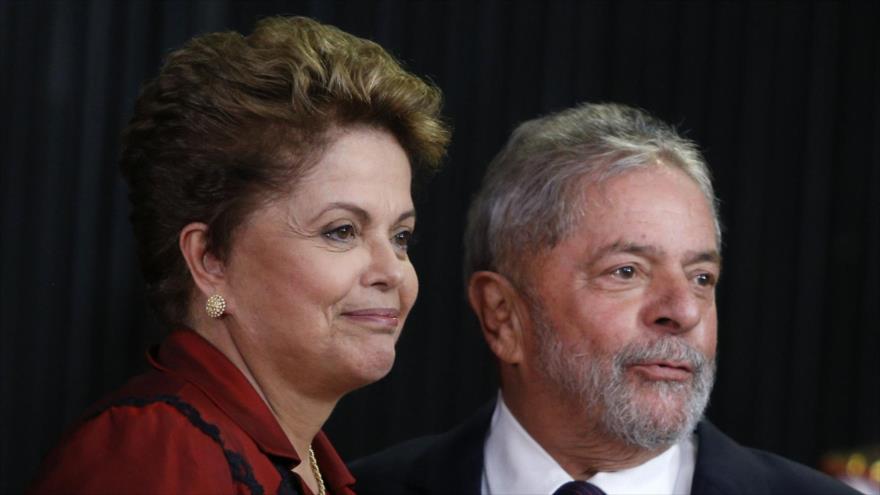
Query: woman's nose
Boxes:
[{"xmin": 361, "ymin": 238, "xmax": 405, "ymax": 290}]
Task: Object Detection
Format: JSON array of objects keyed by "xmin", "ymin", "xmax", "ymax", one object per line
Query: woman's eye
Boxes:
[
  {"xmin": 323, "ymin": 224, "xmax": 356, "ymax": 242},
  {"xmin": 611, "ymin": 265, "xmax": 637, "ymax": 279},
  {"xmin": 392, "ymin": 230, "xmax": 414, "ymax": 250}
]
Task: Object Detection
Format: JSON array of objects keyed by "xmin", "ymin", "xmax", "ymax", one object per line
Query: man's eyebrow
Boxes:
[
  {"xmin": 592, "ymin": 241, "xmax": 665, "ymax": 259},
  {"xmin": 683, "ymin": 249, "xmax": 722, "ymax": 266},
  {"xmin": 591, "ymin": 241, "xmax": 722, "ymax": 266}
]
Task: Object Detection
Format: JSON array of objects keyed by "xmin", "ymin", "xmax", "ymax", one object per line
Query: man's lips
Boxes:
[
  {"xmin": 340, "ymin": 308, "xmax": 401, "ymax": 330},
  {"xmin": 628, "ymin": 361, "xmax": 694, "ymax": 381}
]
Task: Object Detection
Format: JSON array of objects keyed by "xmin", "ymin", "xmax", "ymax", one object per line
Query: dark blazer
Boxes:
[{"xmin": 350, "ymin": 401, "xmax": 858, "ymax": 495}]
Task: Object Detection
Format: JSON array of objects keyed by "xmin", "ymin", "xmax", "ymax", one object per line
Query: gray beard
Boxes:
[{"xmin": 532, "ymin": 304, "xmax": 716, "ymax": 451}]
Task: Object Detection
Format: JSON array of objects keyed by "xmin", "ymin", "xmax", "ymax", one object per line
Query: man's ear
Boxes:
[
  {"xmin": 468, "ymin": 271, "xmax": 528, "ymax": 365},
  {"xmin": 179, "ymin": 222, "xmax": 225, "ymax": 298}
]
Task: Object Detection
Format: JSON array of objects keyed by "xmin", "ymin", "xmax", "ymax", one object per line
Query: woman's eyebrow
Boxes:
[
  {"xmin": 396, "ymin": 209, "xmax": 416, "ymax": 224},
  {"xmin": 309, "ymin": 202, "xmax": 369, "ymax": 222},
  {"xmin": 309, "ymin": 203, "xmax": 417, "ymax": 224}
]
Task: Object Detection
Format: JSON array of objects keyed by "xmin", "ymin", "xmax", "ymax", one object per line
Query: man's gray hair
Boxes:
[{"xmin": 463, "ymin": 102, "xmax": 720, "ymax": 284}]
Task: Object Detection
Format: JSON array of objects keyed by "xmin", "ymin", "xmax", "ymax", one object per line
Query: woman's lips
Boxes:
[
  {"xmin": 629, "ymin": 361, "xmax": 693, "ymax": 381},
  {"xmin": 341, "ymin": 308, "xmax": 401, "ymax": 330}
]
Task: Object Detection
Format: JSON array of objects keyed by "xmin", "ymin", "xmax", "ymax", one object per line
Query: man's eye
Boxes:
[
  {"xmin": 611, "ymin": 266, "xmax": 636, "ymax": 279},
  {"xmin": 323, "ymin": 225, "xmax": 356, "ymax": 242},
  {"xmin": 392, "ymin": 230, "xmax": 414, "ymax": 250},
  {"xmin": 694, "ymin": 273, "xmax": 716, "ymax": 287}
]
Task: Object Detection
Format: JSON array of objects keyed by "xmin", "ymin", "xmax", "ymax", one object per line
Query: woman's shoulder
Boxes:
[
  {"xmin": 29, "ymin": 392, "xmax": 237, "ymax": 494},
  {"xmin": 28, "ymin": 368, "xmax": 282, "ymax": 495}
]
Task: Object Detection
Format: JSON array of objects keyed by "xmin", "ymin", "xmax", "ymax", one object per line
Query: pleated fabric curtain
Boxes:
[{"xmin": 2, "ymin": 1, "xmax": 878, "ymax": 493}]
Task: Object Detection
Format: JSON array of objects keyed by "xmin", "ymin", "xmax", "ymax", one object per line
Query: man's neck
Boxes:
[{"xmin": 500, "ymin": 386, "xmax": 665, "ymax": 478}]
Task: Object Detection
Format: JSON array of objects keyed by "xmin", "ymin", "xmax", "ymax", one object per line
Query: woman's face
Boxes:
[{"xmin": 220, "ymin": 127, "xmax": 418, "ymax": 398}]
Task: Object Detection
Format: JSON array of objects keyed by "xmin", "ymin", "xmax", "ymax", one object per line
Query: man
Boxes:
[{"xmin": 350, "ymin": 103, "xmax": 857, "ymax": 495}]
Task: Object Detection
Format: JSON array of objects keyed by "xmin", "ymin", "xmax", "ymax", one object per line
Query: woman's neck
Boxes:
[{"xmin": 191, "ymin": 318, "xmax": 337, "ymax": 484}]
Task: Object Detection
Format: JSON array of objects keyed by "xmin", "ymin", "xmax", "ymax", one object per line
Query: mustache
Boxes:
[{"xmin": 613, "ymin": 337, "xmax": 711, "ymax": 374}]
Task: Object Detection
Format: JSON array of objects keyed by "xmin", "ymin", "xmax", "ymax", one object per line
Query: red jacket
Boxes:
[{"xmin": 30, "ymin": 330, "xmax": 356, "ymax": 495}]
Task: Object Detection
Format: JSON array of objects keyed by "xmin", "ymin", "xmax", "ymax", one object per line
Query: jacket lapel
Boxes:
[
  {"xmin": 407, "ymin": 400, "xmax": 496, "ymax": 495},
  {"xmin": 691, "ymin": 420, "xmax": 768, "ymax": 495}
]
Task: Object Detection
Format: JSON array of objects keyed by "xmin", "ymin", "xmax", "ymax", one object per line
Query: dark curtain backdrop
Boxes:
[{"xmin": 2, "ymin": 1, "xmax": 879, "ymax": 492}]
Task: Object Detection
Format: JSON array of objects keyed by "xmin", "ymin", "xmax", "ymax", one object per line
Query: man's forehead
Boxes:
[
  {"xmin": 514, "ymin": 165, "xmax": 721, "ymax": 282},
  {"xmin": 578, "ymin": 164, "xmax": 717, "ymax": 227}
]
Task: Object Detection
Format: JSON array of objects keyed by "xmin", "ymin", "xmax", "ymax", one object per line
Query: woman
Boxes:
[{"xmin": 30, "ymin": 16, "xmax": 449, "ymax": 495}]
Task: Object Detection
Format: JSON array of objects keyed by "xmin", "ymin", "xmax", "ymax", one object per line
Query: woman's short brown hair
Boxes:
[{"xmin": 120, "ymin": 16, "xmax": 450, "ymax": 327}]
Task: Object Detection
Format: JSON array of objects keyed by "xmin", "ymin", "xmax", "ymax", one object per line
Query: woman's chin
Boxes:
[
  {"xmin": 336, "ymin": 346, "xmax": 397, "ymax": 392},
  {"xmin": 363, "ymin": 347, "xmax": 398, "ymax": 381}
]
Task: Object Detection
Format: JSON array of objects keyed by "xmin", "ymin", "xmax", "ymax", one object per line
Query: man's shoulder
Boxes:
[
  {"xmin": 694, "ymin": 421, "xmax": 860, "ymax": 495},
  {"xmin": 349, "ymin": 433, "xmax": 446, "ymax": 493},
  {"xmin": 742, "ymin": 447, "xmax": 857, "ymax": 493},
  {"xmin": 350, "ymin": 401, "xmax": 495, "ymax": 495}
]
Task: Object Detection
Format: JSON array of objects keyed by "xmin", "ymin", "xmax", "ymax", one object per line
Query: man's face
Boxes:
[{"xmin": 523, "ymin": 164, "xmax": 720, "ymax": 450}]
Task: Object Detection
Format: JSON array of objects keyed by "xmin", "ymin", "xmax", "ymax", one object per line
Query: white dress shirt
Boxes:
[{"xmin": 482, "ymin": 393, "xmax": 697, "ymax": 495}]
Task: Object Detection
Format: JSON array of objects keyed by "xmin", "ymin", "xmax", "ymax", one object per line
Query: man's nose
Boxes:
[{"xmin": 642, "ymin": 274, "xmax": 703, "ymax": 334}]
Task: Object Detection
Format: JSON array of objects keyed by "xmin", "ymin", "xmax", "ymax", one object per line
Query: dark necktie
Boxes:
[{"xmin": 552, "ymin": 480, "xmax": 608, "ymax": 495}]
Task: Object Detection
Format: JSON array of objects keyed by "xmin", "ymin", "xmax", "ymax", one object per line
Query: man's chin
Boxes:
[
  {"xmin": 600, "ymin": 384, "xmax": 700, "ymax": 449},
  {"xmin": 636, "ymin": 398, "xmax": 692, "ymax": 428}
]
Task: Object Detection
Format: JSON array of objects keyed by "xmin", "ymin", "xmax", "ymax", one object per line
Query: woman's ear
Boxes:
[
  {"xmin": 179, "ymin": 222, "xmax": 225, "ymax": 297},
  {"xmin": 467, "ymin": 271, "xmax": 528, "ymax": 365}
]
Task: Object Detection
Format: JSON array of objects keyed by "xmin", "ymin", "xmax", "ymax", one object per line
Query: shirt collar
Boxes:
[
  {"xmin": 313, "ymin": 429, "xmax": 358, "ymax": 494},
  {"xmin": 149, "ymin": 330, "xmax": 357, "ymax": 490},
  {"xmin": 149, "ymin": 329, "xmax": 301, "ymax": 460},
  {"xmin": 482, "ymin": 392, "xmax": 696, "ymax": 495}
]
